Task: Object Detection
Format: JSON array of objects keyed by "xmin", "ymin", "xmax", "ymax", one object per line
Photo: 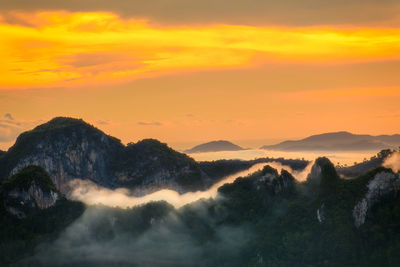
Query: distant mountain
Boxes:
[
  {"xmin": 0, "ymin": 117, "xmax": 225, "ymax": 194},
  {"xmin": 184, "ymin": 140, "xmax": 244, "ymax": 153},
  {"xmin": 261, "ymin": 131, "xmax": 400, "ymax": 151}
]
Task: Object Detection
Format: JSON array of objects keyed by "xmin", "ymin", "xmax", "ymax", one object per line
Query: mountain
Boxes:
[
  {"xmin": 184, "ymin": 140, "xmax": 245, "ymax": 153},
  {"xmin": 0, "ymin": 117, "xmax": 221, "ymax": 194},
  {"xmin": 261, "ymin": 131, "xmax": 400, "ymax": 151}
]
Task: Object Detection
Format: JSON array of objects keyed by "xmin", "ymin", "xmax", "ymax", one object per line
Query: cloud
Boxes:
[
  {"xmin": 4, "ymin": 113, "xmax": 14, "ymax": 120},
  {"xmin": 96, "ymin": 120, "xmax": 109, "ymax": 125},
  {"xmin": 137, "ymin": 121, "xmax": 163, "ymax": 126},
  {"xmin": 0, "ymin": 0, "xmax": 399, "ymax": 26},
  {"xmin": 1, "ymin": 11, "xmax": 400, "ymax": 89},
  {"xmin": 67, "ymin": 162, "xmax": 313, "ymax": 209},
  {"xmin": 383, "ymin": 152, "xmax": 400, "ymax": 173},
  {"xmin": 24, "ymin": 202, "xmax": 251, "ymax": 266},
  {"xmin": 0, "ymin": 120, "xmax": 23, "ymax": 142},
  {"xmin": 0, "ymin": 117, "xmax": 41, "ymax": 144},
  {"xmin": 68, "ymin": 163, "xmax": 267, "ymax": 208}
]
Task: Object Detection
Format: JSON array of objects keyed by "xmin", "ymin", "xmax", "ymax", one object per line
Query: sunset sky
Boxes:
[{"xmin": 1, "ymin": 0, "xmax": 400, "ymax": 150}]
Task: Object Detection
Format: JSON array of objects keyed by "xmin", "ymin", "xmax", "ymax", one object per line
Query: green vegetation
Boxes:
[
  {"xmin": 111, "ymin": 138, "xmax": 206, "ymax": 190},
  {"xmin": 0, "ymin": 199, "xmax": 85, "ymax": 265},
  {"xmin": 2, "ymin": 165, "xmax": 57, "ymax": 193},
  {"xmin": 0, "ymin": 166, "xmax": 85, "ymax": 265},
  {"xmin": 213, "ymin": 163, "xmax": 400, "ymax": 266}
]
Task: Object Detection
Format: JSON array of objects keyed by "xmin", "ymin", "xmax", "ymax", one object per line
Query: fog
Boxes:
[
  {"xmin": 23, "ymin": 160, "xmax": 317, "ymax": 266},
  {"xmin": 383, "ymin": 152, "xmax": 400, "ymax": 173},
  {"xmin": 68, "ymin": 161, "xmax": 314, "ymax": 209},
  {"xmin": 25, "ymin": 201, "xmax": 251, "ymax": 266},
  {"xmin": 18, "ymin": 151, "xmax": 399, "ymax": 266},
  {"xmin": 189, "ymin": 149, "xmax": 376, "ymax": 166}
]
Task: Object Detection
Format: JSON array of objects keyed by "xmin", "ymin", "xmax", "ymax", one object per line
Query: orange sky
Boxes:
[{"xmin": 0, "ymin": 8, "xmax": 400, "ymax": 150}]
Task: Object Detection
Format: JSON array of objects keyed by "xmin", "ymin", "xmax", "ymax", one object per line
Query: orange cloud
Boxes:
[{"xmin": 1, "ymin": 11, "xmax": 400, "ymax": 89}]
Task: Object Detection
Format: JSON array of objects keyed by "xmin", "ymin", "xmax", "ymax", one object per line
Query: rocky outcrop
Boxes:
[
  {"xmin": 307, "ymin": 161, "xmax": 322, "ymax": 184},
  {"xmin": 307, "ymin": 157, "xmax": 338, "ymax": 184},
  {"xmin": 1, "ymin": 166, "xmax": 61, "ymax": 219},
  {"xmin": 5, "ymin": 184, "xmax": 60, "ymax": 218},
  {"xmin": 352, "ymin": 171, "xmax": 400, "ymax": 227},
  {"xmin": 219, "ymin": 165, "xmax": 296, "ymax": 196}
]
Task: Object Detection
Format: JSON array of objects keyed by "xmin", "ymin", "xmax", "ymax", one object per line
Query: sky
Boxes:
[{"xmin": 0, "ymin": 0, "xmax": 400, "ymax": 150}]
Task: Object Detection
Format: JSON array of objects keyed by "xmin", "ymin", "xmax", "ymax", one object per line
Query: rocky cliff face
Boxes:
[
  {"xmin": 353, "ymin": 171, "xmax": 400, "ymax": 227},
  {"xmin": 2, "ymin": 118, "xmax": 122, "ymax": 193},
  {"xmin": 307, "ymin": 157, "xmax": 338, "ymax": 186},
  {"xmin": 254, "ymin": 167, "xmax": 295, "ymax": 194},
  {"xmin": 219, "ymin": 165, "xmax": 296, "ymax": 196},
  {"xmin": 1, "ymin": 166, "xmax": 61, "ymax": 218},
  {"xmin": 306, "ymin": 157, "xmax": 340, "ymax": 223},
  {"xmin": 0, "ymin": 117, "xmax": 210, "ymax": 194},
  {"xmin": 5, "ymin": 184, "xmax": 60, "ymax": 218}
]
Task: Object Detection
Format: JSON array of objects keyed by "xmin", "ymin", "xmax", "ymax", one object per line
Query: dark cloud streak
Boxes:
[
  {"xmin": 0, "ymin": 0, "xmax": 399, "ymax": 26},
  {"xmin": 137, "ymin": 121, "xmax": 162, "ymax": 126},
  {"xmin": 4, "ymin": 113, "xmax": 14, "ymax": 120}
]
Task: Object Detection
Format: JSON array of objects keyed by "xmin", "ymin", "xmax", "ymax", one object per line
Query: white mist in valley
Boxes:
[
  {"xmin": 189, "ymin": 149, "xmax": 376, "ymax": 166},
  {"xmin": 383, "ymin": 152, "xmax": 400, "ymax": 173},
  {"xmin": 68, "ymin": 161, "xmax": 314, "ymax": 209}
]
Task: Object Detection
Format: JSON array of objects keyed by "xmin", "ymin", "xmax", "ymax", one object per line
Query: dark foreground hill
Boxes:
[
  {"xmin": 262, "ymin": 131, "xmax": 400, "ymax": 151},
  {"xmin": 2, "ymin": 158, "xmax": 400, "ymax": 266},
  {"xmin": 184, "ymin": 140, "xmax": 245, "ymax": 153},
  {"xmin": 0, "ymin": 166, "xmax": 85, "ymax": 264}
]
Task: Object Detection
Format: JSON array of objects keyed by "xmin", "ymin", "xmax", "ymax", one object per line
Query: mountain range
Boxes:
[
  {"xmin": 0, "ymin": 117, "xmax": 253, "ymax": 195},
  {"xmin": 262, "ymin": 131, "xmax": 400, "ymax": 151},
  {"xmin": 2, "ymin": 154, "xmax": 400, "ymax": 266}
]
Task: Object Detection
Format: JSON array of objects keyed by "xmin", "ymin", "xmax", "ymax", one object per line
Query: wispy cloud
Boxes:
[
  {"xmin": 0, "ymin": 115, "xmax": 41, "ymax": 145},
  {"xmin": 96, "ymin": 120, "xmax": 109, "ymax": 125},
  {"xmin": 137, "ymin": 121, "xmax": 162, "ymax": 126},
  {"xmin": 4, "ymin": 113, "xmax": 14, "ymax": 120}
]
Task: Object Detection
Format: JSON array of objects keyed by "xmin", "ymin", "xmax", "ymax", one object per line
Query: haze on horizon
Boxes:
[{"xmin": 0, "ymin": 0, "xmax": 400, "ymax": 150}]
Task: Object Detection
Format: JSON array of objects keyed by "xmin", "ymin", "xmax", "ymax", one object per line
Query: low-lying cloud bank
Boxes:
[
  {"xmin": 68, "ymin": 161, "xmax": 313, "ymax": 209},
  {"xmin": 383, "ymin": 152, "xmax": 400, "ymax": 173},
  {"xmin": 25, "ymin": 199, "xmax": 252, "ymax": 266}
]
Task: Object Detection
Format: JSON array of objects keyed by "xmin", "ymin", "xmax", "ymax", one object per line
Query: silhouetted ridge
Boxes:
[
  {"xmin": 185, "ymin": 140, "xmax": 244, "ymax": 153},
  {"xmin": 262, "ymin": 131, "xmax": 400, "ymax": 151}
]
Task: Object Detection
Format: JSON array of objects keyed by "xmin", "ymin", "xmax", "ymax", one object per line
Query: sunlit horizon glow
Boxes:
[{"xmin": 1, "ymin": 11, "xmax": 400, "ymax": 89}]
